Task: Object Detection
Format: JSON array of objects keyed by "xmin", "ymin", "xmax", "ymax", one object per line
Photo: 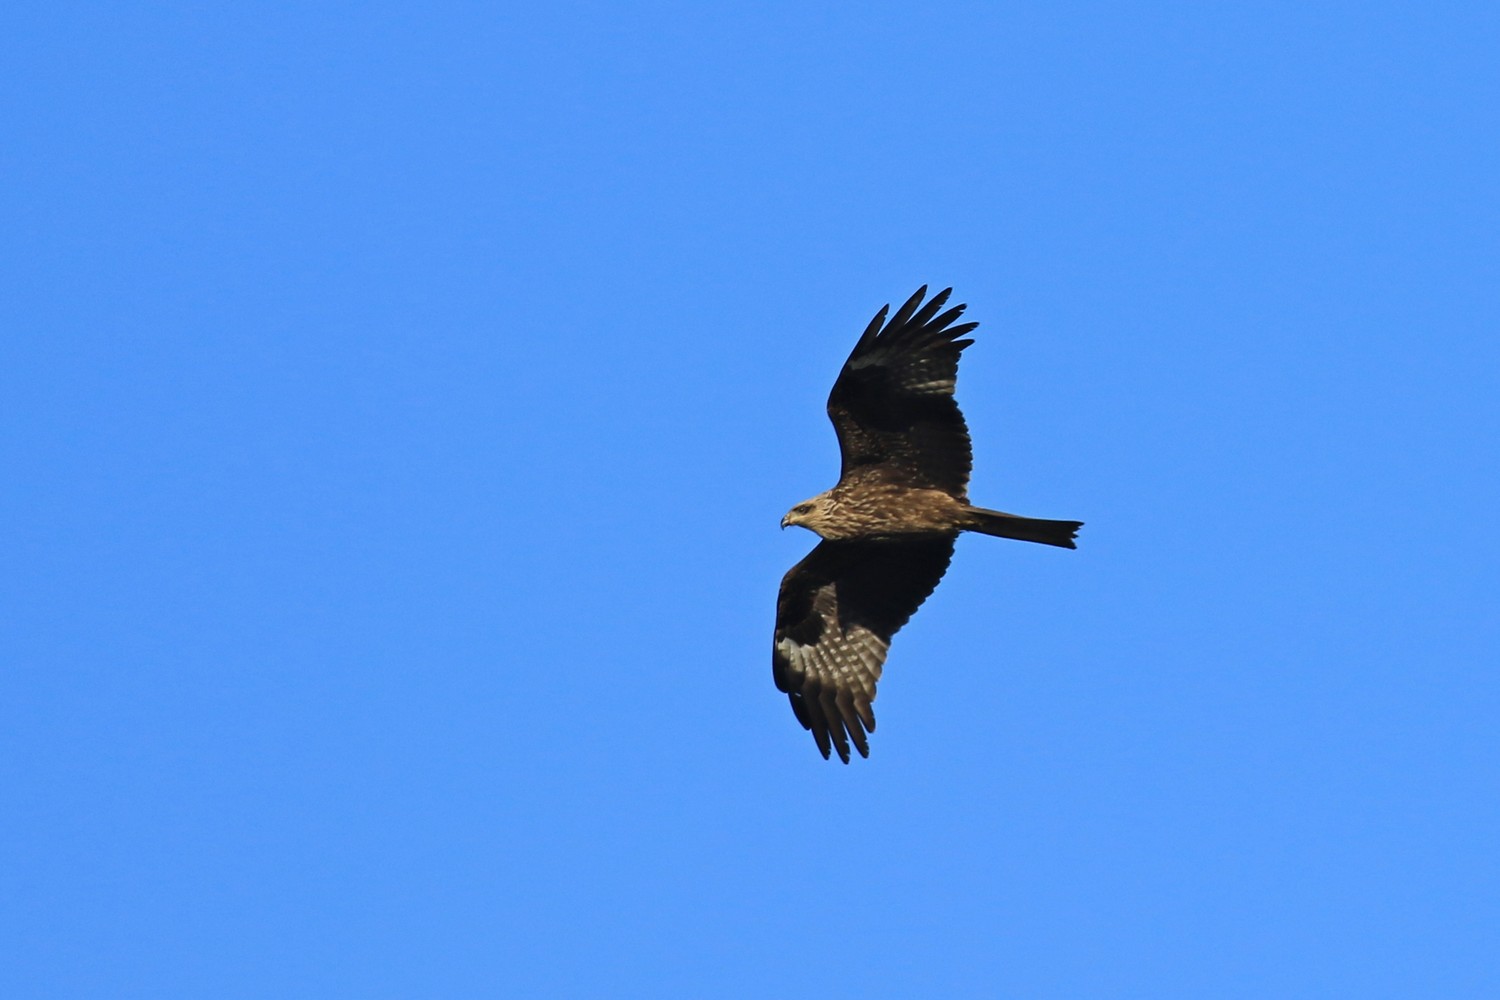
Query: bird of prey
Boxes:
[{"xmin": 775, "ymin": 286, "xmax": 1082, "ymax": 763}]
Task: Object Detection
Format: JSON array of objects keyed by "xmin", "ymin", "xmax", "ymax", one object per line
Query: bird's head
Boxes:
[{"xmin": 781, "ymin": 492, "xmax": 838, "ymax": 536}]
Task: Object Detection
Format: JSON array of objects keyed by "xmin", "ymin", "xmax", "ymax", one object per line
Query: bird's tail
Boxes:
[{"xmin": 962, "ymin": 506, "xmax": 1082, "ymax": 549}]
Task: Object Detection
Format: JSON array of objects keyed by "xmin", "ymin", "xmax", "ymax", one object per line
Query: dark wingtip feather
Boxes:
[
  {"xmin": 794, "ymin": 683, "xmax": 867, "ymax": 763},
  {"xmin": 906, "ymin": 287, "xmax": 953, "ymax": 330},
  {"xmin": 811, "ymin": 722, "xmax": 832, "ymax": 759},
  {"xmin": 837, "ymin": 690, "xmax": 870, "ymax": 759},
  {"xmin": 855, "ymin": 304, "xmax": 890, "ymax": 352},
  {"xmin": 788, "ymin": 692, "xmax": 812, "ymax": 729},
  {"xmin": 821, "ymin": 689, "xmax": 852, "ymax": 763},
  {"xmin": 885, "ymin": 285, "xmax": 928, "ymax": 333},
  {"xmin": 929, "ymin": 303, "xmax": 969, "ymax": 332},
  {"xmin": 800, "ymin": 683, "xmax": 836, "ymax": 759}
]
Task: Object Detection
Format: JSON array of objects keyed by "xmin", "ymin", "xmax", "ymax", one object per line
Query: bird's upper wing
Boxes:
[
  {"xmin": 827, "ymin": 286, "xmax": 979, "ymax": 498},
  {"xmin": 773, "ymin": 536, "xmax": 957, "ymax": 762}
]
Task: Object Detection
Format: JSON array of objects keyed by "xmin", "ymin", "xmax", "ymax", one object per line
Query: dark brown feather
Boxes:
[
  {"xmin": 772, "ymin": 537, "xmax": 956, "ymax": 762},
  {"xmin": 827, "ymin": 286, "xmax": 978, "ymax": 498}
]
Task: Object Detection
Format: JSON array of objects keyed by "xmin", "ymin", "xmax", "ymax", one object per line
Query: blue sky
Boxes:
[{"xmin": 4, "ymin": 3, "xmax": 1498, "ymax": 997}]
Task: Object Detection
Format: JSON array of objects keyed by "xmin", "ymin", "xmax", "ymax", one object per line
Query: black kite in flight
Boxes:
[{"xmin": 775, "ymin": 286, "xmax": 1082, "ymax": 762}]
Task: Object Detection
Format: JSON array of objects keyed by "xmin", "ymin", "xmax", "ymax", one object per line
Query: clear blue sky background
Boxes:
[{"xmin": 4, "ymin": 3, "xmax": 1497, "ymax": 997}]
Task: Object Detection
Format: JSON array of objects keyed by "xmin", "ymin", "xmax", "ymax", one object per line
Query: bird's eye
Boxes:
[{"xmin": 795, "ymin": 504, "xmax": 813, "ymax": 514}]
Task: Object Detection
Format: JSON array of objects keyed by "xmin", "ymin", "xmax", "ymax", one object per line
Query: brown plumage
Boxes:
[{"xmin": 775, "ymin": 286, "xmax": 1082, "ymax": 763}]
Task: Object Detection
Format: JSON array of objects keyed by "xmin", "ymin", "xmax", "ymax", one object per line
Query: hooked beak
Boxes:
[{"xmin": 780, "ymin": 513, "xmax": 793, "ymax": 530}]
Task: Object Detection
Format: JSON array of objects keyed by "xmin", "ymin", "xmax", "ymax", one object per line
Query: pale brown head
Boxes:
[{"xmin": 781, "ymin": 492, "xmax": 841, "ymax": 538}]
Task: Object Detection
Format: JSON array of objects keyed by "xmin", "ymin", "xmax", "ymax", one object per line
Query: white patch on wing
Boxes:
[{"xmin": 780, "ymin": 624, "xmax": 888, "ymax": 702}]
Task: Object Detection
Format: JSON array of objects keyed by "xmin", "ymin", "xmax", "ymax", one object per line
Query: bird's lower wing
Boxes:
[{"xmin": 772, "ymin": 536, "xmax": 956, "ymax": 762}]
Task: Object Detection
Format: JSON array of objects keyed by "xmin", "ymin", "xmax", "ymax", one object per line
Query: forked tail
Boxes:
[{"xmin": 963, "ymin": 506, "xmax": 1083, "ymax": 549}]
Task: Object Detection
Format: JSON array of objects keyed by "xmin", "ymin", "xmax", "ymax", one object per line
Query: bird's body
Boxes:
[
  {"xmin": 774, "ymin": 286, "xmax": 1081, "ymax": 762},
  {"xmin": 782, "ymin": 483, "xmax": 965, "ymax": 540}
]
